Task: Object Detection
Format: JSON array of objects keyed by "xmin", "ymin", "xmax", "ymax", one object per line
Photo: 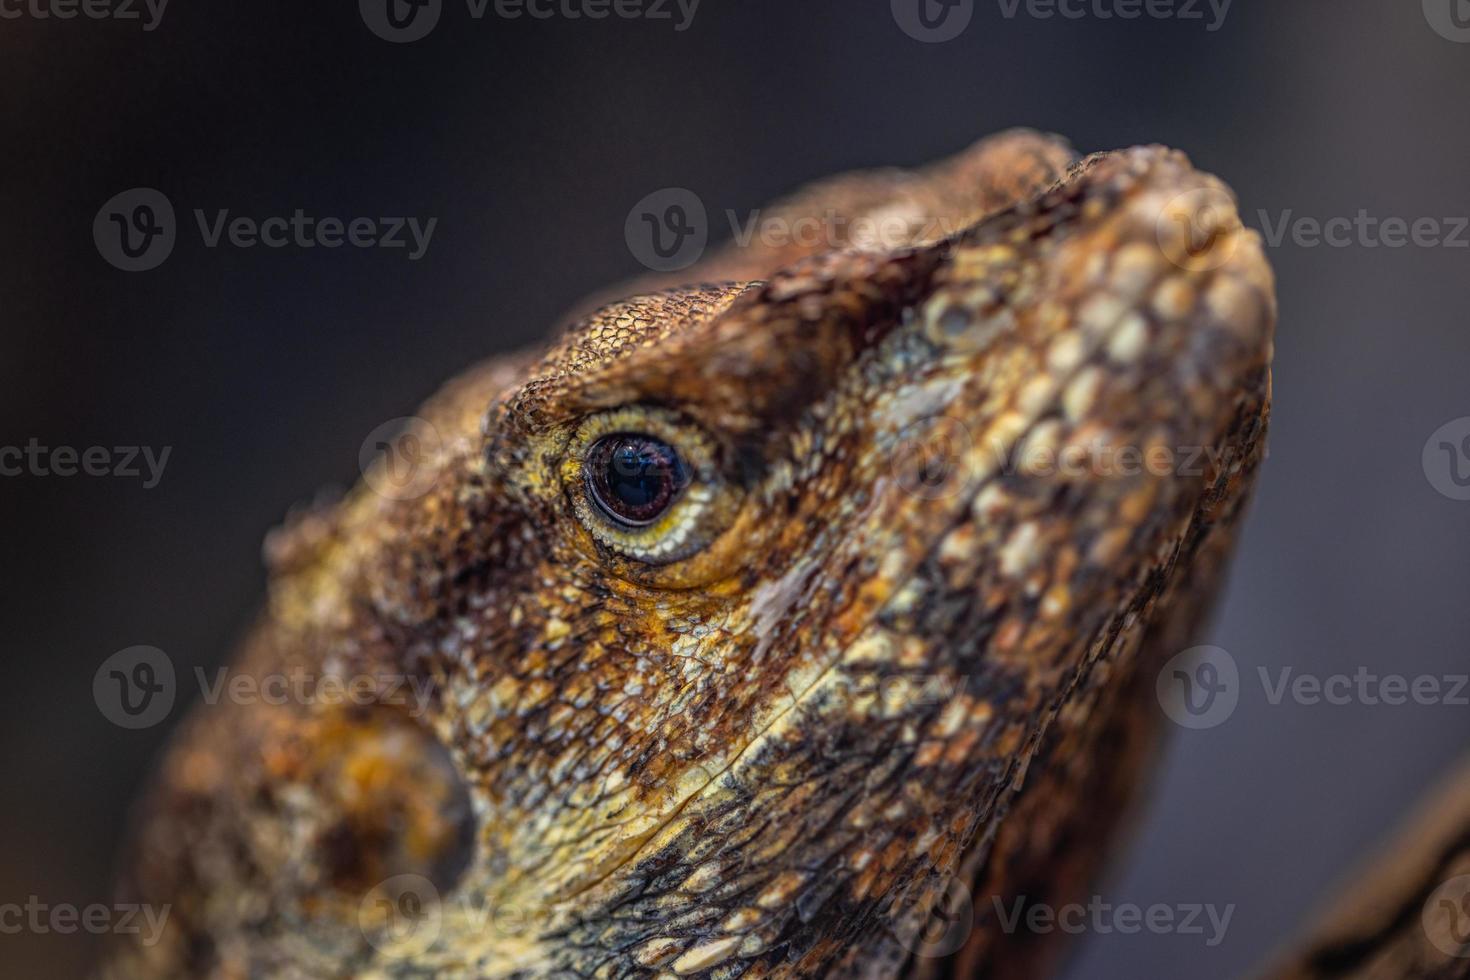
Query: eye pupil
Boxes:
[{"xmin": 587, "ymin": 434, "xmax": 690, "ymax": 527}]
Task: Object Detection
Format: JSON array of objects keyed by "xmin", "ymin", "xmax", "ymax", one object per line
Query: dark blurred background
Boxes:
[{"xmin": 3, "ymin": 1, "xmax": 1468, "ymax": 976}]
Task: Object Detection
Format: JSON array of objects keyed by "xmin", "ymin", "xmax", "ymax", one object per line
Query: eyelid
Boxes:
[{"xmin": 568, "ymin": 408, "xmax": 718, "ymax": 476}]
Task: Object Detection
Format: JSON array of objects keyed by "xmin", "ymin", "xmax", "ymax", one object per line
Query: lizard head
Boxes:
[{"xmin": 111, "ymin": 133, "xmax": 1274, "ymax": 979}]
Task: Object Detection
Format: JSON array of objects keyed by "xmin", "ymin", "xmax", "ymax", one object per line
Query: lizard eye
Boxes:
[
  {"xmin": 564, "ymin": 407, "xmax": 737, "ymax": 565},
  {"xmin": 585, "ymin": 434, "xmax": 691, "ymax": 527}
]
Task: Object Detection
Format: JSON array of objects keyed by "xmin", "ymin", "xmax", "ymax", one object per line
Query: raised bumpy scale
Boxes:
[{"xmin": 101, "ymin": 131, "xmax": 1470, "ymax": 980}]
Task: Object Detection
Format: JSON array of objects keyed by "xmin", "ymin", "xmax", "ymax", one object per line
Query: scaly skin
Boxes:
[{"xmin": 102, "ymin": 131, "xmax": 1276, "ymax": 979}]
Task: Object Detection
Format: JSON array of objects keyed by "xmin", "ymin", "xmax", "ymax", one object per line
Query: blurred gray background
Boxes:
[{"xmin": 2, "ymin": 0, "xmax": 1468, "ymax": 976}]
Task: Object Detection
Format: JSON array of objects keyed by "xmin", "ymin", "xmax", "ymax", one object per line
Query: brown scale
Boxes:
[{"xmin": 99, "ymin": 131, "xmax": 1333, "ymax": 980}]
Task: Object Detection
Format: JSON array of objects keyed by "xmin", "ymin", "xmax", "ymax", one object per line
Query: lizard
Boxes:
[{"xmin": 101, "ymin": 129, "xmax": 1286, "ymax": 979}]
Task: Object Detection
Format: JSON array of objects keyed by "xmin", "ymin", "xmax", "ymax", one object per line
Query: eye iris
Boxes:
[{"xmin": 587, "ymin": 434, "xmax": 690, "ymax": 527}]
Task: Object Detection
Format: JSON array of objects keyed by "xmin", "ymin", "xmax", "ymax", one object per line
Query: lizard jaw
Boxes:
[{"xmin": 440, "ymin": 147, "xmax": 1275, "ymax": 977}]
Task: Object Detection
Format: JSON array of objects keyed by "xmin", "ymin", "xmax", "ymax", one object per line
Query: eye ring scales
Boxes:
[{"xmin": 563, "ymin": 406, "xmax": 739, "ymax": 567}]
